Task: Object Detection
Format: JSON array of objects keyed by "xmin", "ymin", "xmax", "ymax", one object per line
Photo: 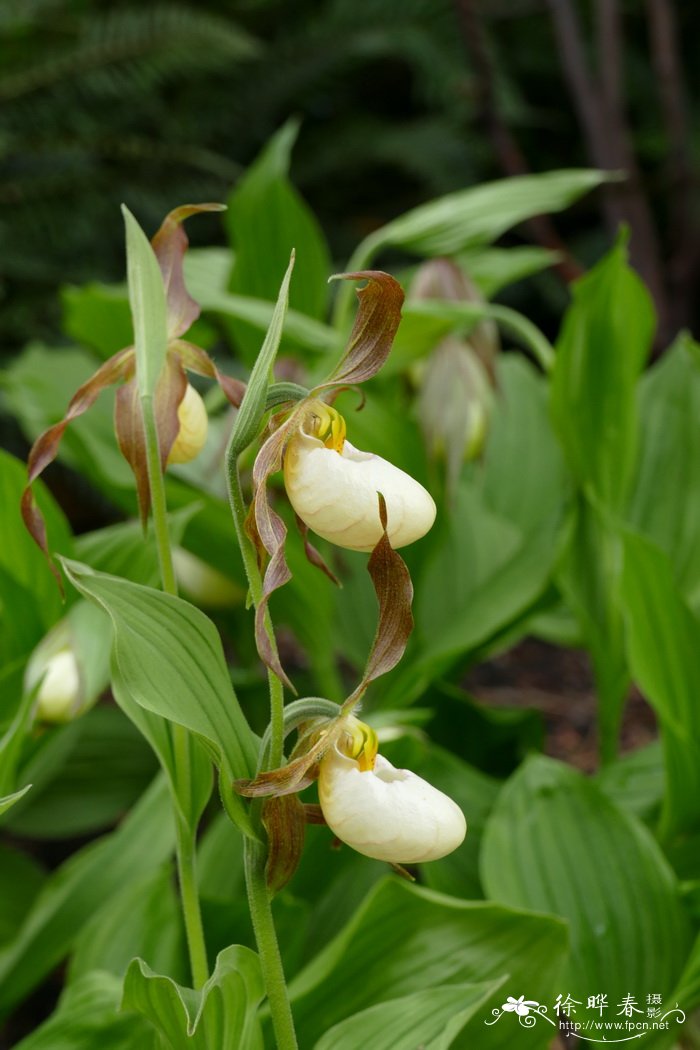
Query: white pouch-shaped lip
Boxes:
[
  {"xmin": 283, "ymin": 428, "xmax": 436, "ymax": 552},
  {"xmin": 168, "ymin": 383, "xmax": 208, "ymax": 465},
  {"xmin": 318, "ymin": 747, "xmax": 467, "ymax": 863}
]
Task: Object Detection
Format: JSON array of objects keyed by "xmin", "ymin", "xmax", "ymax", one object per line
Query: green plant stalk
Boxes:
[
  {"xmin": 141, "ymin": 393, "xmax": 210, "ymax": 989},
  {"xmin": 225, "ymin": 444, "xmax": 298, "ymax": 1050}
]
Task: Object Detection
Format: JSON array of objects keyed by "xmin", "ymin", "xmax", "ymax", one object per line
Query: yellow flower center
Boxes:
[
  {"xmin": 341, "ymin": 716, "xmax": 378, "ymax": 771},
  {"xmin": 308, "ymin": 401, "xmax": 346, "ymax": 453}
]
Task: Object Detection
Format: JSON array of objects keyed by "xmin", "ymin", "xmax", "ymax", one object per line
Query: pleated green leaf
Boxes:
[
  {"xmin": 480, "ymin": 755, "xmax": 691, "ymax": 1024},
  {"xmin": 313, "ymin": 980, "xmax": 503, "ymax": 1050},
  {"xmin": 550, "ymin": 235, "xmax": 654, "ymax": 510},
  {"xmin": 122, "ymin": 944, "xmax": 264, "ymax": 1050},
  {"xmin": 288, "ymin": 877, "xmax": 568, "ymax": 1049},
  {"xmin": 61, "ymin": 559, "xmax": 258, "ymax": 835},
  {"xmin": 12, "ymin": 971, "xmax": 161, "ymax": 1050},
  {"xmin": 619, "ymin": 530, "xmax": 700, "ymax": 838},
  {"xmin": 0, "ymin": 774, "xmax": 174, "ymax": 1017}
]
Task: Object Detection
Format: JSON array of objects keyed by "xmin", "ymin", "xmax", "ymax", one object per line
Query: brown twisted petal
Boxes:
[
  {"xmin": 174, "ymin": 339, "xmax": 246, "ymax": 408},
  {"xmin": 21, "ymin": 347, "xmax": 135, "ymax": 583},
  {"xmin": 322, "ymin": 271, "xmax": 404, "ymax": 388}
]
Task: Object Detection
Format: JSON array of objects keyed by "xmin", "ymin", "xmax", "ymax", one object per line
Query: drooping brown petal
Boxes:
[
  {"xmin": 151, "ymin": 203, "xmax": 226, "ymax": 340},
  {"xmin": 343, "ymin": 493, "xmax": 414, "ymax": 711},
  {"xmin": 323, "ymin": 271, "xmax": 404, "ymax": 388},
  {"xmin": 115, "ymin": 355, "xmax": 187, "ymax": 525},
  {"xmin": 174, "ymin": 339, "xmax": 246, "ymax": 408},
  {"xmin": 234, "ymin": 717, "xmax": 344, "ymax": 798},
  {"xmin": 303, "ymin": 803, "xmax": 327, "ymax": 825},
  {"xmin": 22, "ymin": 347, "xmax": 135, "ymax": 576},
  {"xmin": 245, "ymin": 412, "xmax": 303, "ymax": 691},
  {"xmin": 295, "ymin": 513, "xmax": 341, "ymax": 587},
  {"xmin": 262, "ymin": 793, "xmax": 306, "ymax": 895}
]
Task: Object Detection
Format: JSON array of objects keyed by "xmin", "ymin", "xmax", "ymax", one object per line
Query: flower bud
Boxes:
[
  {"xmin": 283, "ymin": 405, "xmax": 436, "ymax": 552},
  {"xmin": 31, "ymin": 648, "xmax": 82, "ymax": 724},
  {"xmin": 167, "ymin": 383, "xmax": 208, "ymax": 465},
  {"xmin": 318, "ymin": 721, "xmax": 466, "ymax": 863},
  {"xmin": 172, "ymin": 547, "xmax": 244, "ymax": 609}
]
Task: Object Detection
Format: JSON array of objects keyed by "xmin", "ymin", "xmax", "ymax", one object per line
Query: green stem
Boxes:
[
  {"xmin": 141, "ymin": 393, "xmax": 210, "ymax": 989},
  {"xmin": 225, "ymin": 442, "xmax": 297, "ymax": 1049},
  {"xmin": 245, "ymin": 831, "xmax": 299, "ymax": 1050}
]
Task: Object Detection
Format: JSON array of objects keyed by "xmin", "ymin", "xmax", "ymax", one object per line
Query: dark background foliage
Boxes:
[{"xmin": 1, "ymin": 0, "xmax": 697, "ymax": 355}]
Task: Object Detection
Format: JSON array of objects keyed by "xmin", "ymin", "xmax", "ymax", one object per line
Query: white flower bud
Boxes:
[
  {"xmin": 283, "ymin": 417, "xmax": 436, "ymax": 552},
  {"xmin": 168, "ymin": 383, "xmax": 208, "ymax": 465},
  {"xmin": 172, "ymin": 547, "xmax": 243, "ymax": 608},
  {"xmin": 318, "ymin": 745, "xmax": 466, "ymax": 863},
  {"xmin": 33, "ymin": 649, "xmax": 82, "ymax": 724}
]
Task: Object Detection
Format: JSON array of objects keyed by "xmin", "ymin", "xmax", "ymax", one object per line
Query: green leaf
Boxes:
[
  {"xmin": 0, "ymin": 773, "xmax": 175, "ymax": 1017},
  {"xmin": 111, "ymin": 656, "xmax": 213, "ymax": 835},
  {"xmin": 5, "ymin": 706, "xmax": 158, "ymax": 839},
  {"xmin": 12, "ymin": 970, "xmax": 162, "ymax": 1050},
  {"xmin": 458, "ymin": 245, "xmax": 561, "ymax": 299},
  {"xmin": 556, "ymin": 500, "xmax": 629, "ymax": 761},
  {"xmin": 0, "ymin": 844, "xmax": 45, "ymax": 946},
  {"xmin": 480, "ymin": 755, "xmax": 691, "ymax": 1020},
  {"xmin": 355, "ymin": 169, "xmax": 607, "ymax": 260},
  {"xmin": 61, "ymin": 559, "xmax": 258, "ymax": 835},
  {"xmin": 288, "ymin": 877, "xmax": 568, "ymax": 1049},
  {"xmin": 550, "ymin": 235, "xmax": 655, "ymax": 510},
  {"xmin": 0, "ymin": 785, "xmax": 32, "ymax": 816},
  {"xmin": 69, "ymin": 864, "xmax": 185, "ymax": 985},
  {"xmin": 595, "ymin": 741, "xmax": 664, "ymax": 824},
  {"xmin": 62, "ymin": 282, "xmax": 134, "ymax": 360},
  {"xmin": 122, "ymin": 944, "xmax": 264, "ymax": 1050},
  {"xmin": 313, "ymin": 980, "xmax": 503, "ymax": 1050},
  {"xmin": 122, "ymin": 205, "xmax": 168, "ymax": 399},
  {"xmin": 226, "ymin": 119, "xmax": 331, "ymax": 362},
  {"xmin": 228, "ymin": 252, "xmax": 295, "ymax": 456},
  {"xmin": 0, "ymin": 449, "xmax": 73, "ymax": 663},
  {"xmin": 619, "ymin": 530, "xmax": 700, "ymax": 838},
  {"xmin": 628, "ymin": 334, "xmax": 700, "ymax": 612}
]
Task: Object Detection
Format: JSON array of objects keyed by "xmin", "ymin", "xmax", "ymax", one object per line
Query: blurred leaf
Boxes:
[
  {"xmin": 629, "ymin": 334, "xmax": 700, "ymax": 613},
  {"xmin": 12, "ymin": 970, "xmax": 162, "ymax": 1050},
  {"xmin": 226, "ymin": 120, "xmax": 332, "ymax": 363},
  {"xmin": 595, "ymin": 741, "xmax": 664, "ymax": 825},
  {"xmin": 459, "ymin": 246, "xmax": 561, "ymax": 299},
  {"xmin": 619, "ymin": 530, "xmax": 700, "ymax": 839},
  {"xmin": 556, "ymin": 500, "xmax": 628, "ymax": 761},
  {"xmin": 62, "ymin": 282, "xmax": 134, "ymax": 360},
  {"xmin": 550, "ymin": 236, "xmax": 654, "ymax": 510},
  {"xmin": 61, "ymin": 560, "xmax": 257, "ymax": 835},
  {"xmin": 481, "ymin": 755, "xmax": 691, "ymax": 1019},
  {"xmin": 122, "ymin": 944, "xmax": 264, "ymax": 1050},
  {"xmin": 5, "ymin": 705, "xmax": 158, "ymax": 839},
  {"xmin": 288, "ymin": 877, "xmax": 568, "ymax": 1049},
  {"xmin": 0, "ymin": 449, "xmax": 73, "ymax": 664},
  {"xmin": 69, "ymin": 864, "xmax": 185, "ymax": 986},
  {"xmin": 0, "ymin": 774, "xmax": 175, "ymax": 1017},
  {"xmin": 314, "ymin": 980, "xmax": 503, "ymax": 1050},
  {"xmin": 0, "ymin": 844, "xmax": 45, "ymax": 946},
  {"xmin": 354, "ymin": 169, "xmax": 607, "ymax": 260}
]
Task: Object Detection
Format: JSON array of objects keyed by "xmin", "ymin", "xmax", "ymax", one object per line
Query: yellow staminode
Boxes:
[
  {"xmin": 309, "ymin": 402, "xmax": 346, "ymax": 453},
  {"xmin": 342, "ymin": 716, "xmax": 378, "ymax": 772}
]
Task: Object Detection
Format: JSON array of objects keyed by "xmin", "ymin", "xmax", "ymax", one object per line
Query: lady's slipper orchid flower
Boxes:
[
  {"xmin": 283, "ymin": 402, "xmax": 436, "ymax": 552},
  {"xmin": 317, "ymin": 717, "xmax": 466, "ymax": 863},
  {"xmin": 22, "ymin": 204, "xmax": 245, "ymax": 577}
]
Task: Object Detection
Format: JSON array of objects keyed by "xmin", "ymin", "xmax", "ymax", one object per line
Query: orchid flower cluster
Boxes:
[{"xmin": 22, "ymin": 206, "xmax": 466, "ymax": 890}]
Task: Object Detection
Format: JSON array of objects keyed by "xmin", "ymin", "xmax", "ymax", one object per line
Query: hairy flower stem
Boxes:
[
  {"xmin": 226, "ymin": 443, "xmax": 298, "ymax": 1050},
  {"xmin": 141, "ymin": 394, "xmax": 210, "ymax": 990}
]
